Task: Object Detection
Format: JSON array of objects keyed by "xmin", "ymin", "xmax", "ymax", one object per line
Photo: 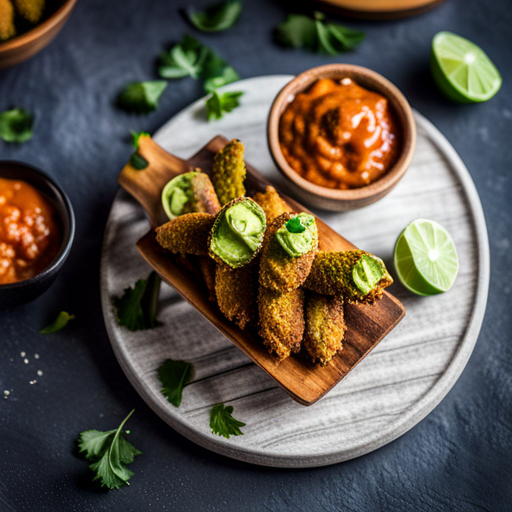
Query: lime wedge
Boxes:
[
  {"xmin": 394, "ymin": 219, "xmax": 459, "ymax": 296},
  {"xmin": 431, "ymin": 31, "xmax": 502, "ymax": 103}
]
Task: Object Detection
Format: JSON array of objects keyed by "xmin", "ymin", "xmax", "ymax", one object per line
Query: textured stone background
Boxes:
[{"xmin": 0, "ymin": 0, "xmax": 511, "ymax": 510}]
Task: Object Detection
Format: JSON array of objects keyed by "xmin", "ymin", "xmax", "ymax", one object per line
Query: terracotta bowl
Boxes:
[
  {"xmin": 0, "ymin": 0, "xmax": 78, "ymax": 70},
  {"xmin": 267, "ymin": 64, "xmax": 416, "ymax": 211}
]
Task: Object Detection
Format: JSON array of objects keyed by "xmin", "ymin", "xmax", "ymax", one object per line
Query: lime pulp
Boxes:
[
  {"xmin": 430, "ymin": 31, "xmax": 502, "ymax": 103},
  {"xmin": 394, "ymin": 219, "xmax": 459, "ymax": 296}
]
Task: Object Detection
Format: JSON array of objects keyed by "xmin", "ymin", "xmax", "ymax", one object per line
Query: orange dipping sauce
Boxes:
[
  {"xmin": 279, "ymin": 78, "xmax": 400, "ymax": 190},
  {"xmin": 0, "ymin": 178, "xmax": 60, "ymax": 284}
]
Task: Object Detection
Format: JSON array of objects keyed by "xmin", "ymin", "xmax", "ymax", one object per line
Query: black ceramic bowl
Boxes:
[{"xmin": 0, "ymin": 161, "xmax": 75, "ymax": 309}]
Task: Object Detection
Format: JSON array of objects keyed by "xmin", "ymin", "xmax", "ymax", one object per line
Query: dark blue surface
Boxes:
[{"xmin": 1, "ymin": 0, "xmax": 511, "ymax": 510}]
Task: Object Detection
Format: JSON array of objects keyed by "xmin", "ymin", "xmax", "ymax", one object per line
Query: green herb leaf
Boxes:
[
  {"xmin": 206, "ymin": 91, "xmax": 243, "ymax": 121},
  {"xmin": 78, "ymin": 410, "xmax": 141, "ymax": 490},
  {"xmin": 129, "ymin": 152, "xmax": 149, "ymax": 170},
  {"xmin": 39, "ymin": 311, "xmax": 75, "ymax": 334},
  {"xmin": 130, "ymin": 130, "xmax": 150, "ymax": 149},
  {"xmin": 276, "ymin": 12, "xmax": 364, "ymax": 54},
  {"xmin": 0, "ymin": 108, "xmax": 34, "ymax": 143},
  {"xmin": 159, "ymin": 35, "xmax": 239, "ymax": 91},
  {"xmin": 117, "ymin": 81, "xmax": 168, "ymax": 114},
  {"xmin": 188, "ymin": 0, "xmax": 243, "ymax": 32},
  {"xmin": 210, "ymin": 403, "xmax": 245, "ymax": 439},
  {"xmin": 158, "ymin": 359, "xmax": 193, "ymax": 407},
  {"xmin": 114, "ymin": 272, "xmax": 161, "ymax": 331},
  {"xmin": 286, "ymin": 216, "xmax": 307, "ymax": 233}
]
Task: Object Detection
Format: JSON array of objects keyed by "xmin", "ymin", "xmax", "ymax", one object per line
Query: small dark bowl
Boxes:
[{"xmin": 0, "ymin": 161, "xmax": 75, "ymax": 309}]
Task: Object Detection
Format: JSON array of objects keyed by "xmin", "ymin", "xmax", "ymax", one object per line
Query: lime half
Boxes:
[
  {"xmin": 394, "ymin": 219, "xmax": 459, "ymax": 296},
  {"xmin": 431, "ymin": 31, "xmax": 502, "ymax": 103}
]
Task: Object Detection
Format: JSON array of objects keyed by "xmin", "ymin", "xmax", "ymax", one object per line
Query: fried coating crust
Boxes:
[
  {"xmin": 0, "ymin": 0, "xmax": 16, "ymax": 41},
  {"xmin": 258, "ymin": 287, "xmax": 305, "ymax": 361},
  {"xmin": 304, "ymin": 250, "xmax": 393, "ymax": 304},
  {"xmin": 155, "ymin": 213, "xmax": 214, "ymax": 256},
  {"xmin": 252, "ymin": 186, "xmax": 289, "ymax": 223},
  {"xmin": 14, "ymin": 0, "xmax": 45, "ymax": 23},
  {"xmin": 304, "ymin": 293, "xmax": 346, "ymax": 366},
  {"xmin": 198, "ymin": 256, "xmax": 216, "ymax": 302},
  {"xmin": 215, "ymin": 263, "xmax": 257, "ymax": 330},
  {"xmin": 192, "ymin": 172, "xmax": 221, "ymax": 215},
  {"xmin": 211, "ymin": 139, "xmax": 246, "ymax": 205},
  {"xmin": 259, "ymin": 213, "xmax": 318, "ymax": 293}
]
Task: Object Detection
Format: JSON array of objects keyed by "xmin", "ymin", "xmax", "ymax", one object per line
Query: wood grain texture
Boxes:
[
  {"xmin": 119, "ymin": 135, "xmax": 405, "ymax": 405},
  {"xmin": 100, "ymin": 76, "xmax": 489, "ymax": 467}
]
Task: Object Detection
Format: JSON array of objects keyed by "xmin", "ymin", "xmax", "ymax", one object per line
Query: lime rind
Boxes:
[{"xmin": 431, "ymin": 31, "xmax": 501, "ymax": 103}]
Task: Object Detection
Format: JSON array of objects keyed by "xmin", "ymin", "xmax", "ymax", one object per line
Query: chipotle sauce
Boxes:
[
  {"xmin": 279, "ymin": 78, "xmax": 400, "ymax": 190},
  {"xmin": 0, "ymin": 178, "xmax": 60, "ymax": 284}
]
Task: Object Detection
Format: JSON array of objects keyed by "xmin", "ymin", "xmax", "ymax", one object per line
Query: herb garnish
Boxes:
[
  {"xmin": 0, "ymin": 108, "xmax": 34, "ymax": 143},
  {"xmin": 187, "ymin": 0, "xmax": 243, "ymax": 33},
  {"xmin": 114, "ymin": 272, "xmax": 161, "ymax": 331},
  {"xmin": 78, "ymin": 409, "xmax": 141, "ymax": 490},
  {"xmin": 206, "ymin": 90, "xmax": 244, "ymax": 120},
  {"xmin": 286, "ymin": 215, "xmax": 313, "ymax": 234},
  {"xmin": 131, "ymin": 130, "xmax": 150, "ymax": 149},
  {"xmin": 128, "ymin": 131, "xmax": 150, "ymax": 170},
  {"xmin": 117, "ymin": 81, "xmax": 168, "ymax": 114},
  {"xmin": 276, "ymin": 12, "xmax": 365, "ymax": 54},
  {"xmin": 158, "ymin": 359, "xmax": 193, "ymax": 407},
  {"xmin": 39, "ymin": 311, "xmax": 75, "ymax": 334},
  {"xmin": 158, "ymin": 35, "xmax": 239, "ymax": 92},
  {"xmin": 210, "ymin": 403, "xmax": 245, "ymax": 438}
]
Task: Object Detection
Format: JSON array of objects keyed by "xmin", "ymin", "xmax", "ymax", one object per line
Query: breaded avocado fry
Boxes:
[
  {"xmin": 259, "ymin": 212, "xmax": 318, "ymax": 293},
  {"xmin": 258, "ymin": 287, "xmax": 305, "ymax": 361},
  {"xmin": 304, "ymin": 293, "xmax": 346, "ymax": 366},
  {"xmin": 155, "ymin": 213, "xmax": 214, "ymax": 256},
  {"xmin": 305, "ymin": 250, "xmax": 393, "ymax": 304},
  {"xmin": 14, "ymin": 0, "xmax": 45, "ymax": 23},
  {"xmin": 0, "ymin": 0, "xmax": 16, "ymax": 41},
  {"xmin": 253, "ymin": 186, "xmax": 289, "ymax": 223},
  {"xmin": 211, "ymin": 139, "xmax": 246, "ymax": 205},
  {"xmin": 209, "ymin": 197, "xmax": 266, "ymax": 268},
  {"xmin": 198, "ymin": 256, "xmax": 216, "ymax": 302},
  {"xmin": 215, "ymin": 263, "xmax": 256, "ymax": 330}
]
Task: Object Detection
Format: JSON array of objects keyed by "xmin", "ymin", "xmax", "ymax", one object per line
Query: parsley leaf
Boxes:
[
  {"xmin": 158, "ymin": 359, "xmax": 193, "ymax": 407},
  {"xmin": 78, "ymin": 409, "xmax": 141, "ymax": 490},
  {"xmin": 0, "ymin": 108, "xmax": 34, "ymax": 143},
  {"xmin": 129, "ymin": 152, "xmax": 149, "ymax": 170},
  {"xmin": 39, "ymin": 311, "xmax": 75, "ymax": 334},
  {"xmin": 114, "ymin": 272, "xmax": 161, "ymax": 331},
  {"xmin": 276, "ymin": 12, "xmax": 365, "ymax": 54},
  {"xmin": 130, "ymin": 130, "xmax": 150, "ymax": 149},
  {"xmin": 206, "ymin": 90, "xmax": 243, "ymax": 121},
  {"xmin": 210, "ymin": 403, "xmax": 245, "ymax": 438},
  {"xmin": 286, "ymin": 217, "xmax": 306, "ymax": 233},
  {"xmin": 117, "ymin": 81, "xmax": 168, "ymax": 114},
  {"xmin": 158, "ymin": 35, "xmax": 239, "ymax": 92},
  {"xmin": 187, "ymin": 0, "xmax": 243, "ymax": 32}
]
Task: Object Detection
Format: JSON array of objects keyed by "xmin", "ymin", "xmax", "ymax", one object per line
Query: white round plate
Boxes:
[{"xmin": 100, "ymin": 76, "xmax": 489, "ymax": 467}]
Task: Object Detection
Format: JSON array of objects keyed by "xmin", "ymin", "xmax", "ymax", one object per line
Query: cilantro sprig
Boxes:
[
  {"xmin": 39, "ymin": 311, "xmax": 75, "ymax": 334},
  {"xmin": 114, "ymin": 272, "xmax": 161, "ymax": 331},
  {"xmin": 129, "ymin": 131, "xmax": 150, "ymax": 170},
  {"xmin": 158, "ymin": 359, "xmax": 193, "ymax": 407},
  {"xmin": 187, "ymin": 0, "xmax": 243, "ymax": 33},
  {"xmin": 210, "ymin": 403, "xmax": 245, "ymax": 438},
  {"xmin": 78, "ymin": 409, "xmax": 141, "ymax": 490},
  {"xmin": 206, "ymin": 90, "xmax": 243, "ymax": 121},
  {"xmin": 0, "ymin": 108, "xmax": 34, "ymax": 143},
  {"xmin": 117, "ymin": 81, "xmax": 168, "ymax": 114},
  {"xmin": 276, "ymin": 12, "xmax": 365, "ymax": 54}
]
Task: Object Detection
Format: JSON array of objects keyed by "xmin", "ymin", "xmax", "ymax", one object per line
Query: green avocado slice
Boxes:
[
  {"xmin": 161, "ymin": 172, "xmax": 201, "ymax": 220},
  {"xmin": 352, "ymin": 254, "xmax": 387, "ymax": 295}
]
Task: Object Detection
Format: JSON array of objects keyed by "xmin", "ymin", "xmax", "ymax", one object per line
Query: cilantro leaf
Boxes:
[
  {"xmin": 39, "ymin": 311, "xmax": 75, "ymax": 334},
  {"xmin": 114, "ymin": 272, "xmax": 161, "ymax": 331},
  {"xmin": 206, "ymin": 90, "xmax": 243, "ymax": 121},
  {"xmin": 276, "ymin": 12, "xmax": 364, "ymax": 54},
  {"xmin": 78, "ymin": 410, "xmax": 141, "ymax": 490},
  {"xmin": 130, "ymin": 130, "xmax": 150, "ymax": 149},
  {"xmin": 129, "ymin": 152, "xmax": 149, "ymax": 170},
  {"xmin": 210, "ymin": 403, "xmax": 245, "ymax": 439},
  {"xmin": 187, "ymin": 0, "xmax": 243, "ymax": 32},
  {"xmin": 286, "ymin": 217, "xmax": 306, "ymax": 233},
  {"xmin": 0, "ymin": 108, "xmax": 34, "ymax": 143},
  {"xmin": 158, "ymin": 359, "xmax": 193, "ymax": 407},
  {"xmin": 117, "ymin": 81, "xmax": 168, "ymax": 114}
]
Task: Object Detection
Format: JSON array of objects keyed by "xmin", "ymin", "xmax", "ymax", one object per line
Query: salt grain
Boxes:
[
  {"xmin": 34, "ymin": 354, "xmax": 40, "ymax": 359},
  {"xmin": 24, "ymin": 358, "xmax": 29, "ymax": 364},
  {"xmin": 37, "ymin": 370, "xmax": 43, "ymax": 376},
  {"xmin": 29, "ymin": 380, "xmax": 37, "ymax": 385},
  {"xmin": 20, "ymin": 352, "xmax": 26, "ymax": 357}
]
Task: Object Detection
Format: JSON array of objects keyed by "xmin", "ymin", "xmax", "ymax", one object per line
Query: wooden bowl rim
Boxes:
[
  {"xmin": 0, "ymin": 0, "xmax": 78, "ymax": 52},
  {"xmin": 267, "ymin": 64, "xmax": 417, "ymax": 203}
]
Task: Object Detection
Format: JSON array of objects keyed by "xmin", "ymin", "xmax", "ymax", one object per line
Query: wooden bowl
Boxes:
[
  {"xmin": 0, "ymin": 0, "xmax": 78, "ymax": 70},
  {"xmin": 268, "ymin": 64, "xmax": 416, "ymax": 211}
]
